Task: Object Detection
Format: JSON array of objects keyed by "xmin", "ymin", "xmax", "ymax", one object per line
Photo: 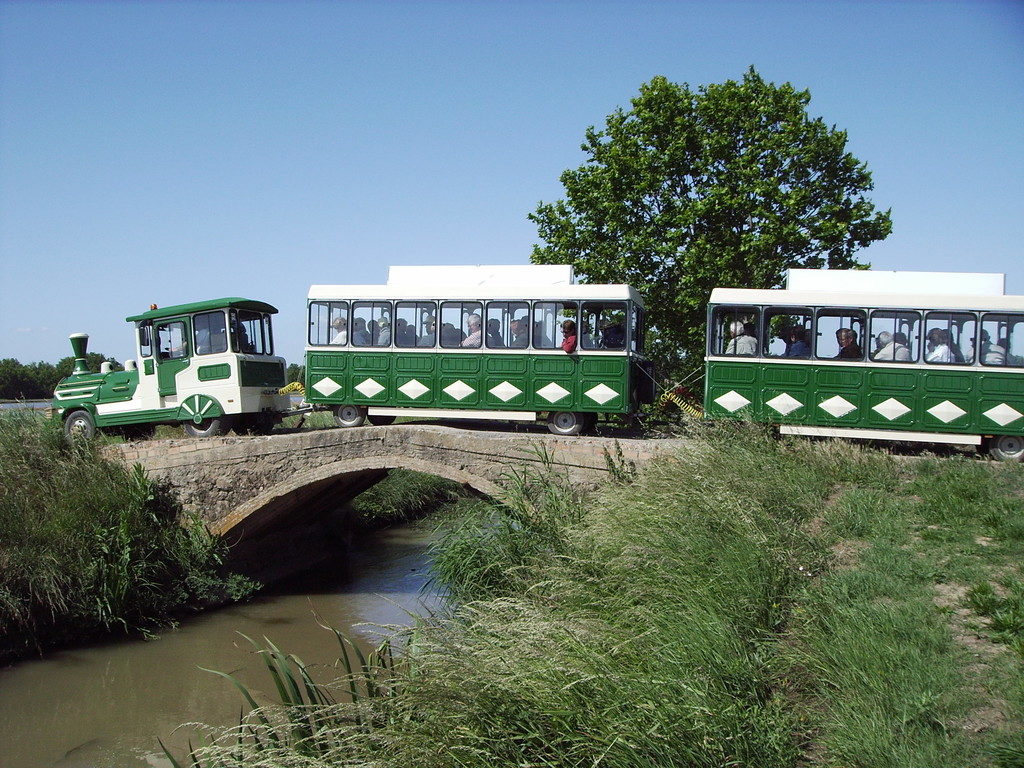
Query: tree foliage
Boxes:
[
  {"xmin": 530, "ymin": 68, "xmax": 892, "ymax": 373},
  {"xmin": 0, "ymin": 353, "xmax": 120, "ymax": 400}
]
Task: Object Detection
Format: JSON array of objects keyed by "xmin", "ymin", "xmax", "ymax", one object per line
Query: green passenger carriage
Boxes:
[
  {"xmin": 304, "ymin": 265, "xmax": 655, "ymax": 435},
  {"xmin": 704, "ymin": 270, "xmax": 1024, "ymax": 460}
]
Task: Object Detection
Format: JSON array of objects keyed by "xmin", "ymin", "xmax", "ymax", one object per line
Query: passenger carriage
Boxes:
[
  {"xmin": 704, "ymin": 270, "xmax": 1024, "ymax": 460},
  {"xmin": 304, "ymin": 265, "xmax": 656, "ymax": 435},
  {"xmin": 53, "ymin": 298, "xmax": 291, "ymax": 439}
]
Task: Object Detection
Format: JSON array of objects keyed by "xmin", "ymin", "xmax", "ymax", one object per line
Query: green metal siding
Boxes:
[
  {"xmin": 305, "ymin": 351, "xmax": 634, "ymax": 414},
  {"xmin": 704, "ymin": 359, "xmax": 1024, "ymax": 437}
]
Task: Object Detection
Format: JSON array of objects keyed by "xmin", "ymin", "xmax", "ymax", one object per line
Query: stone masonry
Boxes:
[{"xmin": 105, "ymin": 424, "xmax": 681, "ymax": 542}]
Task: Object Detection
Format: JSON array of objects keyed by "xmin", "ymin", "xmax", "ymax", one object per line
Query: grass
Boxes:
[
  {"xmin": 0, "ymin": 410, "xmax": 255, "ymax": 661},
  {"xmin": 170, "ymin": 424, "xmax": 1022, "ymax": 767}
]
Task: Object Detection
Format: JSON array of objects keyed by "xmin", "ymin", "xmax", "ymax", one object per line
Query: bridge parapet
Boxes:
[{"xmin": 105, "ymin": 425, "xmax": 681, "ymax": 541}]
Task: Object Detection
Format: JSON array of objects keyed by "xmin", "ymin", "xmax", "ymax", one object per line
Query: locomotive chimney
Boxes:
[{"xmin": 69, "ymin": 333, "xmax": 90, "ymax": 374}]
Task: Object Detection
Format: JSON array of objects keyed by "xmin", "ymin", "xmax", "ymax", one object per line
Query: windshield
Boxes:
[{"xmin": 230, "ymin": 309, "xmax": 273, "ymax": 355}]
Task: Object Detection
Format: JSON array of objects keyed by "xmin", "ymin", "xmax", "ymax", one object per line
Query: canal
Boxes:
[{"xmin": 0, "ymin": 521, "xmax": 439, "ymax": 768}]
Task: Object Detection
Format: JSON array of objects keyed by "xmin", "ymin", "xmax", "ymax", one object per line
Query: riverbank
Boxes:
[{"xmin": 183, "ymin": 424, "xmax": 1023, "ymax": 767}]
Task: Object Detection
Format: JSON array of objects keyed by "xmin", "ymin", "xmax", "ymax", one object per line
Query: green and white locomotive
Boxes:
[{"xmin": 52, "ymin": 298, "xmax": 291, "ymax": 439}]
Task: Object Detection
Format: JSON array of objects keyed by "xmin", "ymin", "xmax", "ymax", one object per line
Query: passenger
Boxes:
[
  {"xmin": 440, "ymin": 322, "xmax": 464, "ymax": 347},
  {"xmin": 834, "ymin": 328, "xmax": 862, "ymax": 360},
  {"xmin": 981, "ymin": 330, "xmax": 1006, "ymax": 365},
  {"xmin": 925, "ymin": 328, "xmax": 953, "ymax": 363},
  {"xmin": 329, "ymin": 316, "xmax": 347, "ymax": 345},
  {"xmin": 395, "ymin": 318, "xmax": 416, "ymax": 347},
  {"xmin": 486, "ymin": 318, "xmax": 504, "ymax": 348},
  {"xmin": 418, "ymin": 317, "xmax": 436, "ymax": 346},
  {"xmin": 724, "ymin": 320, "xmax": 756, "ymax": 356},
  {"xmin": 509, "ymin": 318, "xmax": 529, "ymax": 348},
  {"xmin": 461, "ymin": 314, "xmax": 483, "ymax": 347},
  {"xmin": 351, "ymin": 317, "xmax": 371, "ymax": 346},
  {"xmin": 784, "ymin": 327, "xmax": 811, "ymax": 358},
  {"xmin": 560, "ymin": 319, "xmax": 578, "ymax": 353},
  {"xmin": 580, "ymin": 321, "xmax": 598, "ymax": 349},
  {"xmin": 534, "ymin": 321, "xmax": 553, "ymax": 349},
  {"xmin": 601, "ymin": 321, "xmax": 626, "ymax": 349},
  {"xmin": 872, "ymin": 330, "xmax": 911, "ymax": 361},
  {"xmin": 234, "ymin": 322, "xmax": 255, "ymax": 353}
]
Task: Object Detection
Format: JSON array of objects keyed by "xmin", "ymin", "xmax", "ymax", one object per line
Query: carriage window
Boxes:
[
  {"xmin": 868, "ymin": 310, "xmax": 920, "ymax": 363},
  {"xmin": 814, "ymin": 309, "xmax": 865, "ymax": 361},
  {"xmin": 763, "ymin": 308, "xmax": 812, "ymax": 358},
  {"xmin": 711, "ymin": 306, "xmax": 759, "ymax": 356},
  {"xmin": 351, "ymin": 301, "xmax": 392, "ymax": 347},
  {"xmin": 924, "ymin": 312, "xmax": 975, "ymax": 365},
  {"xmin": 308, "ymin": 301, "xmax": 348, "ymax": 346},
  {"xmin": 534, "ymin": 302, "xmax": 578, "ymax": 350},
  {"xmin": 486, "ymin": 301, "xmax": 529, "ymax": 348},
  {"xmin": 629, "ymin": 306, "xmax": 645, "ymax": 353},
  {"xmin": 580, "ymin": 302, "xmax": 624, "ymax": 350},
  {"xmin": 231, "ymin": 309, "xmax": 271, "ymax": 355},
  {"xmin": 157, "ymin": 320, "xmax": 188, "ymax": 360},
  {"xmin": 138, "ymin": 323, "xmax": 153, "ymax": 357},
  {"xmin": 440, "ymin": 301, "xmax": 483, "ymax": 348},
  {"xmin": 395, "ymin": 302, "xmax": 436, "ymax": 348},
  {"xmin": 980, "ymin": 313, "xmax": 1024, "ymax": 368},
  {"xmin": 193, "ymin": 311, "xmax": 228, "ymax": 355}
]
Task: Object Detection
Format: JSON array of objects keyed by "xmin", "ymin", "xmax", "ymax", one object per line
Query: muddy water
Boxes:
[{"xmin": 0, "ymin": 523, "xmax": 440, "ymax": 768}]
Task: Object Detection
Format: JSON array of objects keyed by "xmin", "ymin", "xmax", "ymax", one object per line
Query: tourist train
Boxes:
[{"xmin": 51, "ymin": 266, "xmax": 1024, "ymax": 459}]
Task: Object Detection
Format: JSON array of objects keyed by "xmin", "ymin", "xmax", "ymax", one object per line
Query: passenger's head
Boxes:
[
  {"xmin": 511, "ymin": 318, "xmax": 526, "ymax": 334},
  {"xmin": 331, "ymin": 317, "xmax": 345, "ymax": 331},
  {"xmin": 927, "ymin": 328, "xmax": 944, "ymax": 345},
  {"xmin": 893, "ymin": 332, "xmax": 909, "ymax": 346},
  {"xmin": 354, "ymin": 318, "xmax": 367, "ymax": 330},
  {"xmin": 876, "ymin": 330, "xmax": 893, "ymax": 348},
  {"xmin": 836, "ymin": 328, "xmax": 857, "ymax": 346},
  {"xmin": 561, "ymin": 319, "xmax": 576, "ymax": 335},
  {"xmin": 729, "ymin": 320, "xmax": 745, "ymax": 337},
  {"xmin": 467, "ymin": 314, "xmax": 481, "ymax": 331},
  {"xmin": 487, "ymin": 318, "xmax": 500, "ymax": 332},
  {"xmin": 788, "ymin": 327, "xmax": 804, "ymax": 342}
]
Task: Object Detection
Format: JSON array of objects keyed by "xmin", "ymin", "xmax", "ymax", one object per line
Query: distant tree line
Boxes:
[{"xmin": 0, "ymin": 354, "xmax": 121, "ymax": 400}]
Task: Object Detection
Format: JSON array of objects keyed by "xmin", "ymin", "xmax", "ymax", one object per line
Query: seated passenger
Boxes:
[
  {"xmin": 834, "ymin": 328, "xmax": 862, "ymax": 360},
  {"xmin": 418, "ymin": 318, "xmax": 436, "ymax": 346},
  {"xmin": 980, "ymin": 330, "xmax": 1006, "ymax": 365},
  {"xmin": 925, "ymin": 328, "xmax": 953, "ymax": 363},
  {"xmin": 601, "ymin": 321, "xmax": 626, "ymax": 349},
  {"xmin": 724, "ymin": 320, "xmax": 756, "ymax": 356},
  {"xmin": 509, "ymin": 318, "xmax": 529, "ymax": 348},
  {"xmin": 395, "ymin": 318, "xmax": 416, "ymax": 347},
  {"xmin": 872, "ymin": 330, "xmax": 911, "ymax": 361},
  {"xmin": 440, "ymin": 322, "xmax": 464, "ymax": 347},
  {"xmin": 351, "ymin": 318, "xmax": 371, "ymax": 346},
  {"xmin": 486, "ymin": 318, "xmax": 503, "ymax": 348},
  {"xmin": 330, "ymin": 317, "xmax": 347, "ymax": 345},
  {"xmin": 560, "ymin": 319, "xmax": 577, "ymax": 353},
  {"xmin": 461, "ymin": 314, "xmax": 483, "ymax": 347},
  {"xmin": 784, "ymin": 327, "xmax": 811, "ymax": 358}
]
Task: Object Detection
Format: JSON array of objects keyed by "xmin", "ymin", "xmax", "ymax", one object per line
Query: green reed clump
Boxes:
[
  {"xmin": 349, "ymin": 469, "xmax": 467, "ymax": 529},
  {"xmin": 0, "ymin": 411, "xmax": 253, "ymax": 660}
]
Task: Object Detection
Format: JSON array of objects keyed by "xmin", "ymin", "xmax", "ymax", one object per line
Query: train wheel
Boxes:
[
  {"xmin": 334, "ymin": 404, "xmax": 367, "ymax": 428},
  {"xmin": 367, "ymin": 414, "xmax": 396, "ymax": 426},
  {"xmin": 988, "ymin": 434, "xmax": 1024, "ymax": 462},
  {"xmin": 183, "ymin": 415, "xmax": 233, "ymax": 438},
  {"xmin": 547, "ymin": 411, "xmax": 590, "ymax": 436},
  {"xmin": 64, "ymin": 409, "xmax": 96, "ymax": 440}
]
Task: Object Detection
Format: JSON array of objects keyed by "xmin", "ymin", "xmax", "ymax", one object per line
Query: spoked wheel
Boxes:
[
  {"xmin": 64, "ymin": 409, "xmax": 97, "ymax": 440},
  {"xmin": 988, "ymin": 434, "xmax": 1024, "ymax": 462},
  {"xmin": 183, "ymin": 415, "xmax": 233, "ymax": 438},
  {"xmin": 547, "ymin": 411, "xmax": 594, "ymax": 436},
  {"xmin": 334, "ymin": 404, "xmax": 367, "ymax": 428},
  {"xmin": 367, "ymin": 414, "xmax": 396, "ymax": 426}
]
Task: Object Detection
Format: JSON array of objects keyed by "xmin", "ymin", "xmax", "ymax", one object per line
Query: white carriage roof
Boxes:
[
  {"xmin": 309, "ymin": 264, "xmax": 642, "ymax": 304},
  {"xmin": 785, "ymin": 269, "xmax": 1006, "ymax": 295},
  {"xmin": 710, "ymin": 287, "xmax": 1024, "ymax": 312}
]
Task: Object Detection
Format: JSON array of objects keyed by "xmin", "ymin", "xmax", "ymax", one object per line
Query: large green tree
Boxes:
[{"xmin": 530, "ymin": 68, "xmax": 892, "ymax": 373}]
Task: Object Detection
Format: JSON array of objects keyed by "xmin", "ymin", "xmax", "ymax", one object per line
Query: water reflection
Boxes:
[{"xmin": 0, "ymin": 523, "xmax": 439, "ymax": 768}]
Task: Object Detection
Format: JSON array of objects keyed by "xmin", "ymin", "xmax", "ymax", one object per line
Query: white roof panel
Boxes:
[
  {"xmin": 308, "ymin": 282, "xmax": 642, "ymax": 304},
  {"xmin": 387, "ymin": 264, "xmax": 575, "ymax": 288},
  {"xmin": 710, "ymin": 287, "xmax": 1024, "ymax": 312},
  {"xmin": 785, "ymin": 269, "xmax": 1005, "ymax": 296}
]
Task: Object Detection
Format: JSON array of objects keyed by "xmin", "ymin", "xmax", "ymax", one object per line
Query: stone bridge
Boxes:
[{"xmin": 106, "ymin": 425, "xmax": 681, "ymax": 579}]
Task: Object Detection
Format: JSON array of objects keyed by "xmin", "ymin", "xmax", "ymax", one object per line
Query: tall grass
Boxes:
[
  {"xmin": 0, "ymin": 411, "xmax": 254, "ymax": 661},
  {"xmin": 179, "ymin": 426, "xmax": 1023, "ymax": 768}
]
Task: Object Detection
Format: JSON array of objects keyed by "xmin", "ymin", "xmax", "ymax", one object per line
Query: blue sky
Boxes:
[{"xmin": 1, "ymin": 0, "xmax": 1022, "ymax": 365}]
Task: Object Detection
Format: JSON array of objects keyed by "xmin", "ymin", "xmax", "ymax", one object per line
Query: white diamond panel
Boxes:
[
  {"xmin": 489, "ymin": 381, "xmax": 523, "ymax": 402},
  {"xmin": 983, "ymin": 403, "xmax": 1023, "ymax": 427},
  {"xmin": 537, "ymin": 382, "xmax": 571, "ymax": 403},
  {"xmin": 584, "ymin": 383, "xmax": 618, "ymax": 405},
  {"xmin": 312, "ymin": 376, "xmax": 342, "ymax": 397},
  {"xmin": 765, "ymin": 392, "xmax": 802, "ymax": 415},
  {"xmin": 398, "ymin": 379, "xmax": 429, "ymax": 400},
  {"xmin": 713, "ymin": 390, "xmax": 750, "ymax": 413},
  {"xmin": 927, "ymin": 400, "xmax": 966, "ymax": 424},
  {"xmin": 819, "ymin": 395, "xmax": 856, "ymax": 418},
  {"xmin": 443, "ymin": 380, "xmax": 475, "ymax": 401},
  {"xmin": 872, "ymin": 397, "xmax": 911, "ymax": 421},
  {"xmin": 354, "ymin": 378, "xmax": 385, "ymax": 398}
]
